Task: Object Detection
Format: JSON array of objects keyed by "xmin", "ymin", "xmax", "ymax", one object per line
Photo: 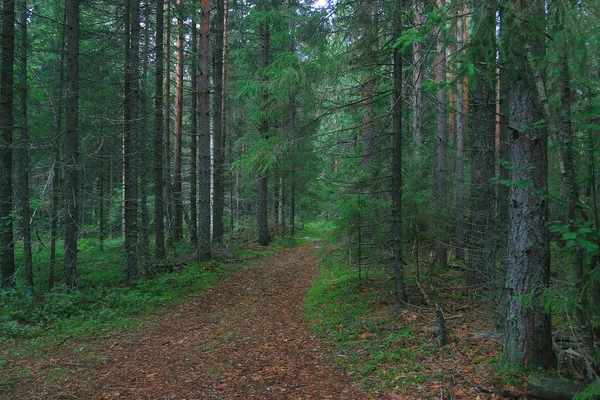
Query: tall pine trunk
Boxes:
[
  {"xmin": 434, "ymin": 0, "xmax": 447, "ymax": 268},
  {"xmin": 19, "ymin": 0, "xmax": 33, "ymax": 294},
  {"xmin": 392, "ymin": 16, "xmax": 407, "ymax": 304},
  {"xmin": 190, "ymin": 15, "xmax": 198, "ymax": 247},
  {"xmin": 154, "ymin": 0, "xmax": 166, "ymax": 260},
  {"xmin": 212, "ymin": 0, "xmax": 225, "ymax": 242},
  {"xmin": 63, "ymin": 0, "xmax": 79, "ymax": 288},
  {"xmin": 257, "ymin": 18, "xmax": 270, "ymax": 247},
  {"xmin": 172, "ymin": 0, "xmax": 184, "ymax": 242},
  {"xmin": 197, "ymin": 0, "xmax": 211, "ymax": 260}
]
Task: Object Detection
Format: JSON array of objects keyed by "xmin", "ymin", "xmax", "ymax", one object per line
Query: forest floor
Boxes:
[{"xmin": 2, "ymin": 243, "xmax": 380, "ymax": 399}]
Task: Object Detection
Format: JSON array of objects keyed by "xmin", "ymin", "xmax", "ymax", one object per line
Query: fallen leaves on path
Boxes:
[{"xmin": 7, "ymin": 244, "xmax": 375, "ymax": 399}]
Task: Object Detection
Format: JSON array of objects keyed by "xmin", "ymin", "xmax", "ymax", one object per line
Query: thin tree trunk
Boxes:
[
  {"xmin": 190, "ymin": 14, "xmax": 198, "ymax": 247},
  {"xmin": 289, "ymin": 163, "xmax": 295, "ymax": 238},
  {"xmin": 18, "ymin": 0, "xmax": 33, "ymax": 295},
  {"xmin": 257, "ymin": 18, "xmax": 270, "ymax": 247},
  {"xmin": 412, "ymin": 0, "xmax": 424, "ymax": 160},
  {"xmin": 454, "ymin": 7, "xmax": 465, "ymax": 261},
  {"xmin": 172, "ymin": 0, "xmax": 184, "ymax": 242},
  {"xmin": 49, "ymin": 11, "xmax": 66, "ymax": 289},
  {"xmin": 124, "ymin": 0, "xmax": 140, "ymax": 283},
  {"xmin": 164, "ymin": 0, "xmax": 173, "ymax": 245},
  {"xmin": 1, "ymin": 0, "xmax": 16, "ymax": 291},
  {"xmin": 197, "ymin": 0, "xmax": 211, "ymax": 260},
  {"xmin": 222, "ymin": 0, "xmax": 229, "ymax": 235},
  {"xmin": 279, "ymin": 175, "xmax": 285, "ymax": 236},
  {"xmin": 434, "ymin": 0, "xmax": 447, "ymax": 268},
  {"xmin": 212, "ymin": 0, "xmax": 225, "ymax": 242},
  {"xmin": 466, "ymin": 1, "xmax": 496, "ymax": 292},
  {"xmin": 392, "ymin": 16, "xmax": 407, "ymax": 304},
  {"xmin": 154, "ymin": 0, "xmax": 166, "ymax": 260},
  {"xmin": 63, "ymin": 0, "xmax": 79, "ymax": 288}
]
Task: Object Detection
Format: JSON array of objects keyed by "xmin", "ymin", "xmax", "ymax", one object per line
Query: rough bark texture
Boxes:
[
  {"xmin": 502, "ymin": 85, "xmax": 552, "ymax": 369},
  {"xmin": 190, "ymin": 15, "xmax": 198, "ymax": 247},
  {"xmin": 466, "ymin": 2, "xmax": 496, "ymax": 292},
  {"xmin": 434, "ymin": 0, "xmax": 447, "ymax": 269},
  {"xmin": 392, "ymin": 17, "xmax": 407, "ymax": 304},
  {"xmin": 257, "ymin": 19, "xmax": 270, "ymax": 247},
  {"xmin": 197, "ymin": 0, "xmax": 211, "ymax": 260},
  {"xmin": 0, "ymin": 0, "xmax": 16, "ymax": 290},
  {"xmin": 454, "ymin": 7, "xmax": 465, "ymax": 261},
  {"xmin": 164, "ymin": 0, "xmax": 173, "ymax": 244},
  {"xmin": 124, "ymin": 0, "xmax": 140, "ymax": 283},
  {"xmin": 154, "ymin": 0, "xmax": 166, "ymax": 261},
  {"xmin": 212, "ymin": 0, "xmax": 225, "ymax": 242},
  {"xmin": 172, "ymin": 0, "xmax": 184, "ymax": 242},
  {"xmin": 18, "ymin": 0, "xmax": 33, "ymax": 294},
  {"xmin": 411, "ymin": 0, "xmax": 424, "ymax": 160},
  {"xmin": 63, "ymin": 0, "xmax": 79, "ymax": 288}
]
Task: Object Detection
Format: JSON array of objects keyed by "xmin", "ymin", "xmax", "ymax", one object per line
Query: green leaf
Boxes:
[{"xmin": 563, "ymin": 232, "xmax": 578, "ymax": 240}]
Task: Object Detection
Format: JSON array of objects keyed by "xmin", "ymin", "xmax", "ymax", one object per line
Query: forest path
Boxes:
[{"xmin": 12, "ymin": 243, "xmax": 374, "ymax": 399}]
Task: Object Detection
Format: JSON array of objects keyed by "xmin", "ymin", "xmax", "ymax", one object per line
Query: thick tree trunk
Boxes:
[
  {"xmin": 172, "ymin": 0, "xmax": 184, "ymax": 242},
  {"xmin": 392, "ymin": 17, "xmax": 407, "ymax": 304},
  {"xmin": 18, "ymin": 0, "xmax": 33, "ymax": 294},
  {"xmin": 466, "ymin": 2, "xmax": 497, "ymax": 292},
  {"xmin": 434, "ymin": 0, "xmax": 447, "ymax": 269},
  {"xmin": 190, "ymin": 15, "xmax": 198, "ymax": 247},
  {"xmin": 63, "ymin": 0, "xmax": 79, "ymax": 288},
  {"xmin": 154, "ymin": 0, "xmax": 166, "ymax": 260},
  {"xmin": 212, "ymin": 0, "xmax": 225, "ymax": 243},
  {"xmin": 197, "ymin": 0, "xmax": 211, "ymax": 261}
]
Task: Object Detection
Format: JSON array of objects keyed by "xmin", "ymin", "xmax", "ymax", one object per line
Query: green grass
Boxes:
[{"xmin": 304, "ymin": 259, "xmax": 425, "ymax": 391}]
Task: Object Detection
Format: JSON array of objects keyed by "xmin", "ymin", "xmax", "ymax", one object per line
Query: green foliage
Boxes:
[{"xmin": 575, "ymin": 379, "xmax": 600, "ymax": 400}]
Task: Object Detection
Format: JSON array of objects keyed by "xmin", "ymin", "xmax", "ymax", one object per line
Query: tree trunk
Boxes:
[
  {"xmin": 123, "ymin": 0, "xmax": 140, "ymax": 283},
  {"xmin": 212, "ymin": 0, "xmax": 225, "ymax": 243},
  {"xmin": 1, "ymin": 0, "xmax": 15, "ymax": 291},
  {"xmin": 164, "ymin": 0, "xmax": 173, "ymax": 245},
  {"xmin": 454, "ymin": 6, "xmax": 465, "ymax": 261},
  {"xmin": 289, "ymin": 163, "xmax": 295, "ymax": 238},
  {"xmin": 190, "ymin": 14, "xmax": 198, "ymax": 247},
  {"xmin": 502, "ymin": 0, "xmax": 552, "ymax": 366},
  {"xmin": 18, "ymin": 0, "xmax": 33, "ymax": 295},
  {"xmin": 466, "ymin": 1, "xmax": 497, "ymax": 292},
  {"xmin": 154, "ymin": 0, "xmax": 166, "ymax": 260},
  {"xmin": 411, "ymin": 0, "xmax": 424, "ymax": 160},
  {"xmin": 392, "ymin": 17, "xmax": 407, "ymax": 304},
  {"xmin": 434, "ymin": 0, "xmax": 447, "ymax": 269},
  {"xmin": 49, "ymin": 12, "xmax": 66, "ymax": 289},
  {"xmin": 197, "ymin": 0, "xmax": 211, "ymax": 261},
  {"xmin": 172, "ymin": 0, "xmax": 184, "ymax": 242},
  {"xmin": 257, "ymin": 18, "xmax": 270, "ymax": 246},
  {"xmin": 63, "ymin": 0, "xmax": 79, "ymax": 289}
]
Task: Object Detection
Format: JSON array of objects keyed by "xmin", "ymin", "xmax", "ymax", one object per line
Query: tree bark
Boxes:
[
  {"xmin": 154, "ymin": 0, "xmax": 166, "ymax": 260},
  {"xmin": 18, "ymin": 0, "xmax": 33, "ymax": 295},
  {"xmin": 434, "ymin": 0, "xmax": 447, "ymax": 269},
  {"xmin": 466, "ymin": 1, "xmax": 497, "ymax": 292},
  {"xmin": 197, "ymin": 0, "xmax": 211, "ymax": 260},
  {"xmin": 190, "ymin": 14, "xmax": 198, "ymax": 247},
  {"xmin": 164, "ymin": 0, "xmax": 173, "ymax": 245},
  {"xmin": 257, "ymin": 17, "xmax": 270, "ymax": 246},
  {"xmin": 392, "ymin": 16, "xmax": 407, "ymax": 304},
  {"xmin": 212, "ymin": 0, "xmax": 225, "ymax": 242},
  {"xmin": 123, "ymin": 0, "xmax": 140, "ymax": 283},
  {"xmin": 172, "ymin": 0, "xmax": 184, "ymax": 242},
  {"xmin": 411, "ymin": 0, "xmax": 424, "ymax": 161},
  {"xmin": 63, "ymin": 0, "xmax": 79, "ymax": 289},
  {"xmin": 454, "ymin": 6, "xmax": 466, "ymax": 261}
]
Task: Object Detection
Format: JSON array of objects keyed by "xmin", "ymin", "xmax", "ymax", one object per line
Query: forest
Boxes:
[{"xmin": 1, "ymin": 0, "xmax": 600, "ymax": 398}]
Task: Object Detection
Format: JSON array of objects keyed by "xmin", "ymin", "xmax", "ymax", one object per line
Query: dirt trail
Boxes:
[{"xmin": 11, "ymin": 244, "xmax": 373, "ymax": 399}]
